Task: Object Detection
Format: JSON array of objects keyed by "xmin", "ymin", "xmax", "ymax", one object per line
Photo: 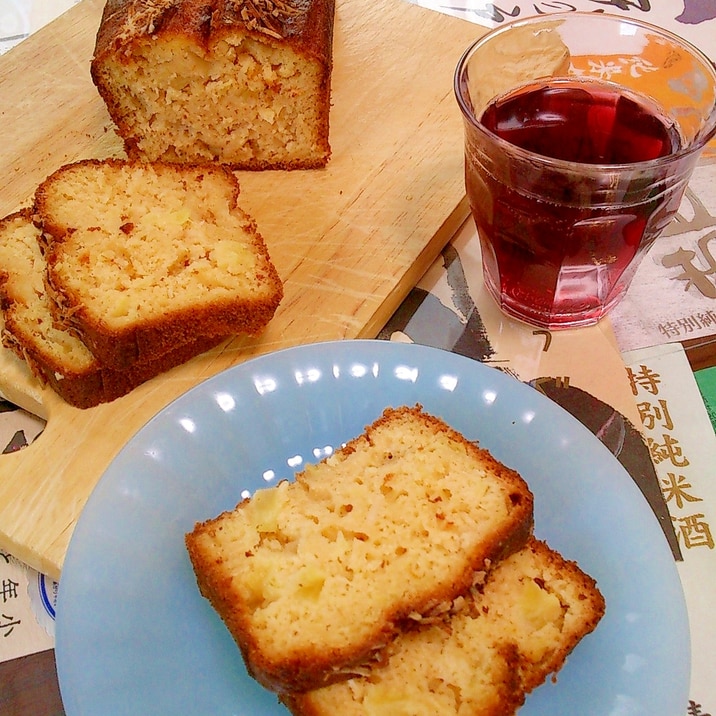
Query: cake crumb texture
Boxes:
[
  {"xmin": 186, "ymin": 405, "xmax": 534, "ymax": 692},
  {"xmin": 0, "ymin": 208, "xmax": 226, "ymax": 408}
]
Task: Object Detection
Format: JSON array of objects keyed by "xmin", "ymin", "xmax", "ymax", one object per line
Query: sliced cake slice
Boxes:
[
  {"xmin": 0, "ymin": 209, "xmax": 224, "ymax": 408},
  {"xmin": 91, "ymin": 0, "xmax": 334, "ymax": 169},
  {"xmin": 186, "ymin": 405, "xmax": 534, "ymax": 693},
  {"xmin": 35, "ymin": 159, "xmax": 283, "ymax": 369},
  {"xmin": 283, "ymin": 538, "xmax": 606, "ymax": 716}
]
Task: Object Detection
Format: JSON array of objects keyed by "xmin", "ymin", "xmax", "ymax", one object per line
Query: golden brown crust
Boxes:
[
  {"xmin": 3, "ymin": 327, "xmax": 226, "ymax": 409},
  {"xmin": 34, "ymin": 158, "xmax": 283, "ymax": 369},
  {"xmin": 91, "ymin": 0, "xmax": 334, "ymax": 169},
  {"xmin": 42, "ymin": 283, "xmax": 280, "ymax": 369},
  {"xmin": 186, "ymin": 405, "xmax": 534, "ymax": 693}
]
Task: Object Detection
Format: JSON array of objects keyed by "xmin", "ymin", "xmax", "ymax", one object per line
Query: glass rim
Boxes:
[{"xmin": 453, "ymin": 11, "xmax": 716, "ymax": 173}]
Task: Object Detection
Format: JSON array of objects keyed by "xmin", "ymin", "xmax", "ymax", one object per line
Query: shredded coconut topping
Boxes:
[
  {"xmin": 106, "ymin": 0, "xmax": 176, "ymax": 38},
  {"xmin": 105, "ymin": 0, "xmax": 302, "ymax": 41},
  {"xmin": 227, "ymin": 0, "xmax": 302, "ymax": 39}
]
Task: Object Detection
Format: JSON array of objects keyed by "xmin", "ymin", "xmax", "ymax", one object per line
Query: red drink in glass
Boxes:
[
  {"xmin": 454, "ymin": 14, "xmax": 716, "ymax": 329},
  {"xmin": 467, "ymin": 78, "xmax": 684, "ymax": 328}
]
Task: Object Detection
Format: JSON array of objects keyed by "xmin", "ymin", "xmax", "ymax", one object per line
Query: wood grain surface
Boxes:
[{"xmin": 0, "ymin": 0, "xmax": 482, "ymax": 578}]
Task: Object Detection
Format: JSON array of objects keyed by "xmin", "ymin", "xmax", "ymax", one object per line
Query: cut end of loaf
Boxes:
[
  {"xmin": 91, "ymin": 0, "xmax": 333, "ymax": 168},
  {"xmin": 0, "ymin": 209, "xmax": 96, "ymax": 376},
  {"xmin": 0, "ymin": 207, "xmax": 233, "ymax": 408}
]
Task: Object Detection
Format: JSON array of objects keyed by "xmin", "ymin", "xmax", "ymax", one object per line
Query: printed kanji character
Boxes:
[
  {"xmin": 696, "ymin": 310, "xmax": 716, "ymax": 328},
  {"xmin": 661, "ymin": 473, "xmax": 702, "ymax": 509},
  {"xmin": 586, "ymin": 58, "xmax": 623, "ymax": 80},
  {"xmin": 626, "ymin": 364, "xmax": 661, "ymax": 396},
  {"xmin": 637, "ymin": 399, "xmax": 673, "ymax": 431},
  {"xmin": 688, "ymin": 700, "xmax": 712, "ymax": 716},
  {"xmin": 647, "ymin": 434, "xmax": 689, "ymax": 467},
  {"xmin": 621, "ymin": 56, "xmax": 659, "ymax": 79},
  {"xmin": 0, "ymin": 579, "xmax": 19, "ymax": 603},
  {"xmin": 460, "ymin": 3, "xmax": 521, "ymax": 23},
  {"xmin": 588, "ymin": 0, "xmax": 651, "ymax": 10},
  {"xmin": 661, "ymin": 230, "xmax": 716, "ymax": 298},
  {"xmin": 674, "ymin": 514, "xmax": 714, "ymax": 549},
  {"xmin": 658, "ymin": 321, "xmax": 682, "ymax": 339},
  {"xmin": 664, "ymin": 187, "xmax": 716, "ymax": 238},
  {"xmin": 676, "ymin": 315, "xmax": 705, "ymax": 334},
  {"xmin": 0, "ymin": 613, "xmax": 20, "ymax": 637},
  {"xmin": 533, "ymin": 1, "xmax": 579, "ymax": 12}
]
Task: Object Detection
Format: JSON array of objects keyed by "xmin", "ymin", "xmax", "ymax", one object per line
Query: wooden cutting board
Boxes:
[{"xmin": 0, "ymin": 0, "xmax": 482, "ymax": 579}]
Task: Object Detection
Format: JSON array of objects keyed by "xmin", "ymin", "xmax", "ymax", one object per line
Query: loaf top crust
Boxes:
[
  {"xmin": 186, "ymin": 405, "xmax": 534, "ymax": 693},
  {"xmin": 284, "ymin": 538, "xmax": 606, "ymax": 716},
  {"xmin": 91, "ymin": 0, "xmax": 334, "ymax": 169},
  {"xmin": 93, "ymin": 0, "xmax": 334, "ymax": 62}
]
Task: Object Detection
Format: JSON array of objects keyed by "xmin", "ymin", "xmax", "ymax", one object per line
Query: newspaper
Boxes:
[{"xmin": 410, "ymin": 0, "xmax": 716, "ymax": 59}]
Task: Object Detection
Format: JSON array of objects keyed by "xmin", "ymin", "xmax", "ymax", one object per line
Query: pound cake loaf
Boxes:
[
  {"xmin": 0, "ymin": 209, "xmax": 224, "ymax": 408},
  {"xmin": 284, "ymin": 538, "xmax": 606, "ymax": 716},
  {"xmin": 186, "ymin": 405, "xmax": 534, "ymax": 693},
  {"xmin": 91, "ymin": 0, "xmax": 334, "ymax": 169},
  {"xmin": 35, "ymin": 159, "xmax": 283, "ymax": 369}
]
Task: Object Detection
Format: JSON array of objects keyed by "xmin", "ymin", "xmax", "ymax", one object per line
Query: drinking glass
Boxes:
[{"xmin": 454, "ymin": 13, "xmax": 716, "ymax": 329}]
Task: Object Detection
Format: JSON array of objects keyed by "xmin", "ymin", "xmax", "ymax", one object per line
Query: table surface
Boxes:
[
  {"xmin": 3, "ymin": 1, "xmax": 716, "ymax": 714},
  {"xmin": 0, "ymin": 333, "xmax": 712, "ymax": 714}
]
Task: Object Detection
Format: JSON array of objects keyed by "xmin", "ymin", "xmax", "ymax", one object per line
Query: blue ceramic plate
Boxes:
[{"xmin": 56, "ymin": 340, "xmax": 689, "ymax": 715}]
